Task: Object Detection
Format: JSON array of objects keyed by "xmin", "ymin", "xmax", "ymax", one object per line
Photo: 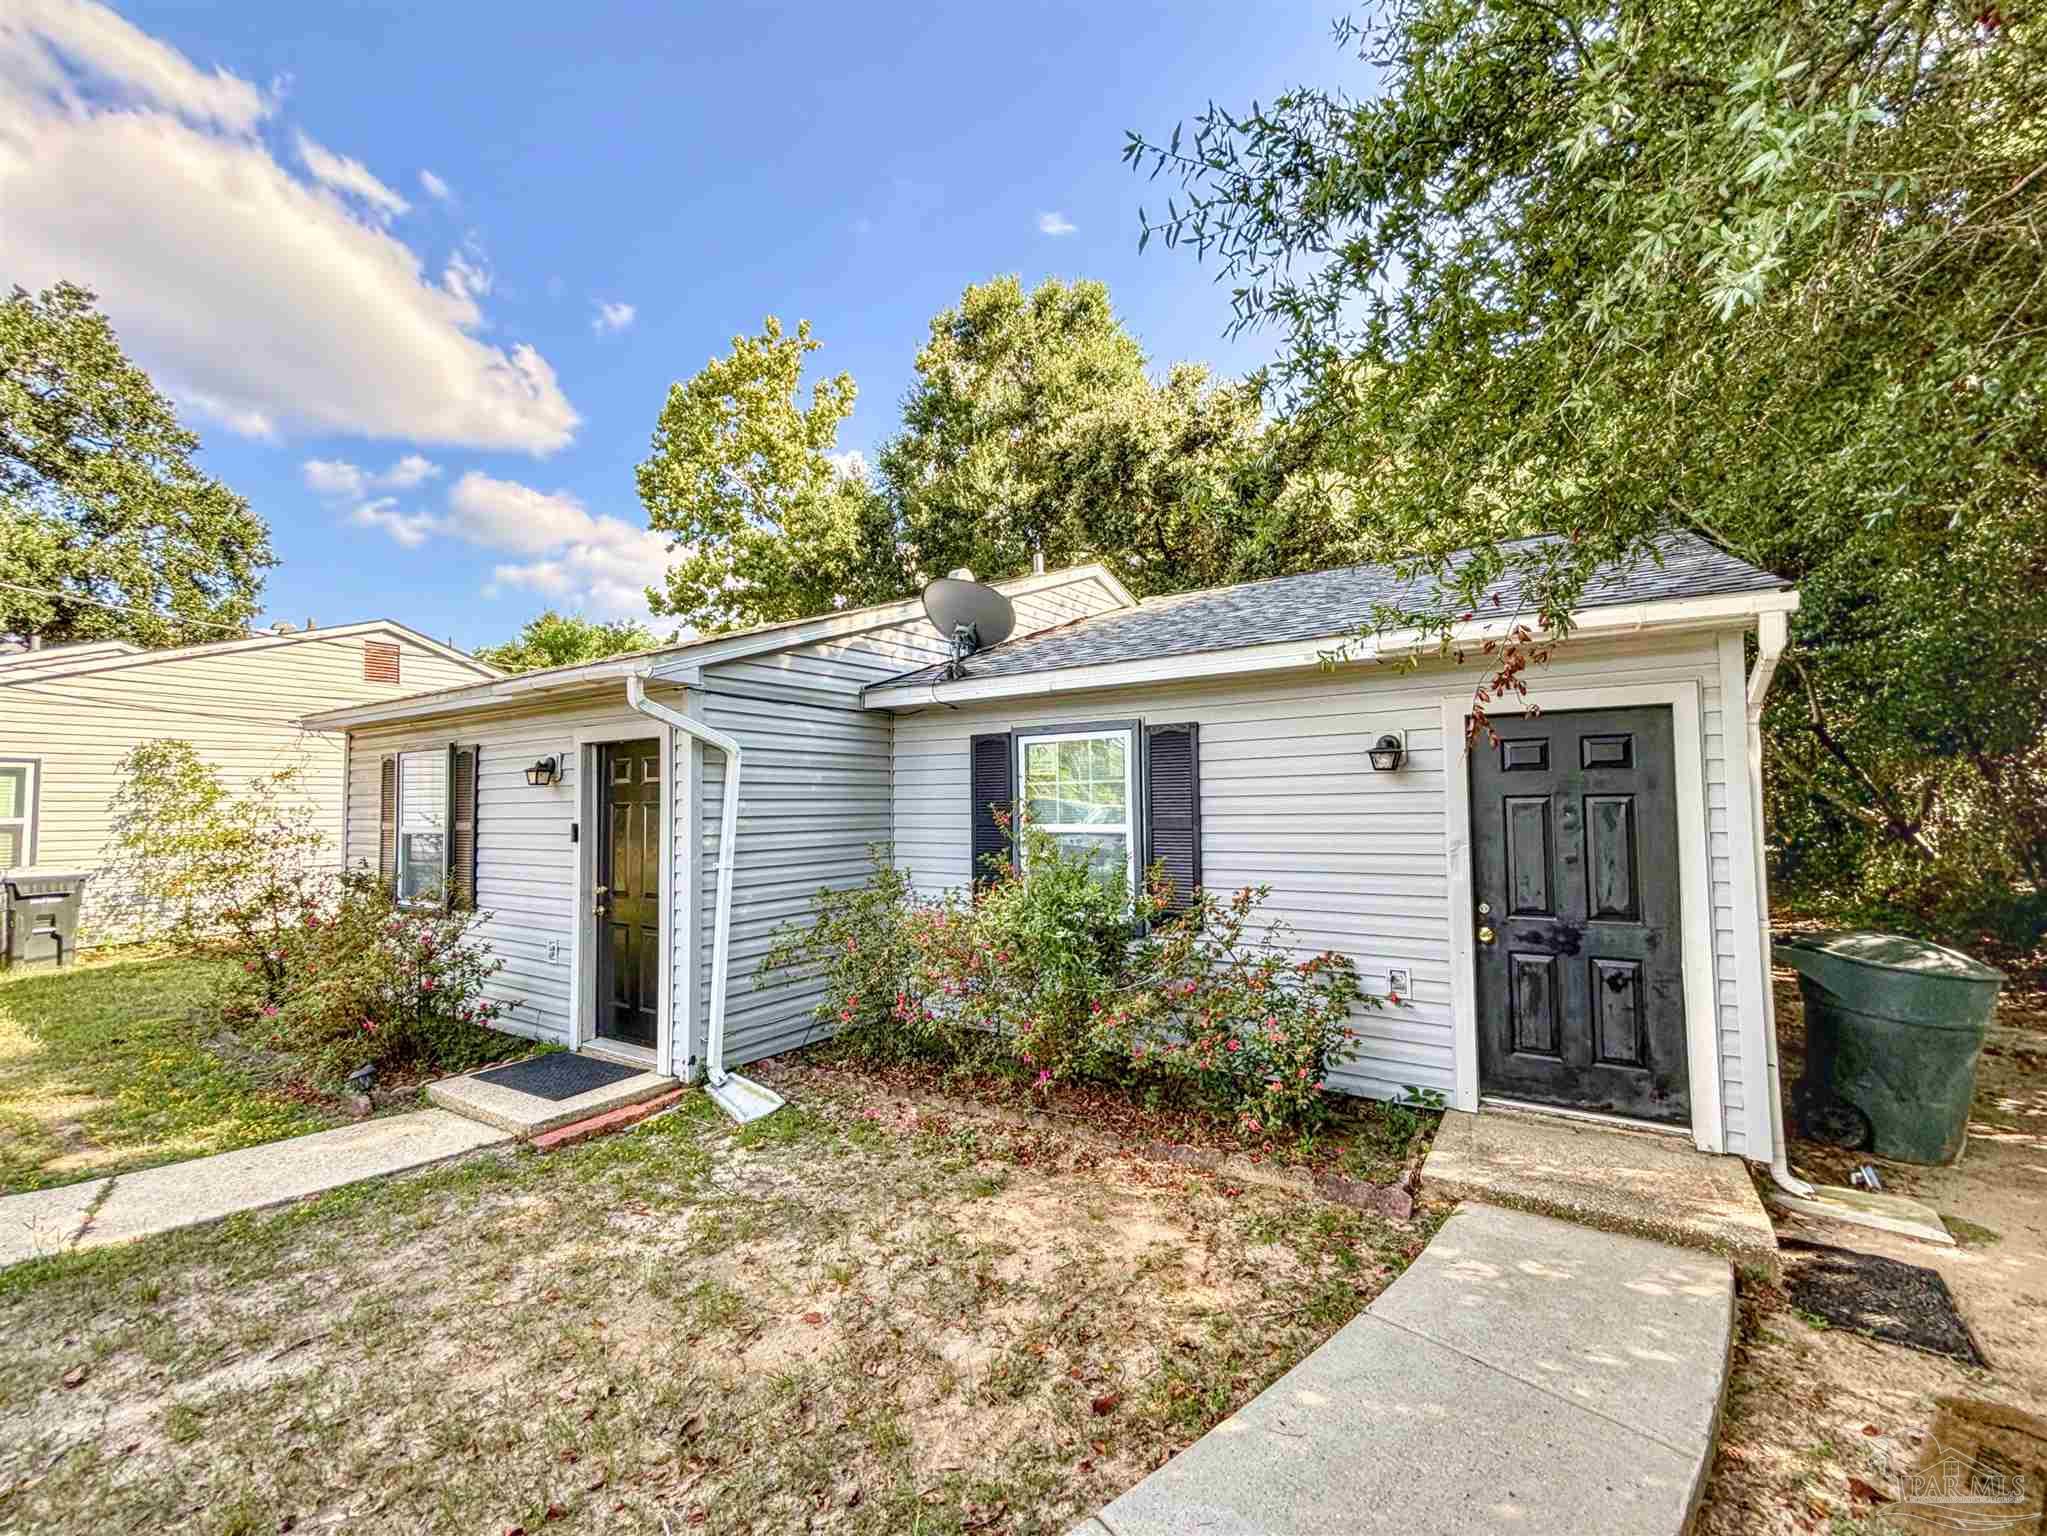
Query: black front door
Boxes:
[
  {"xmin": 596, "ymin": 739, "xmax": 661, "ymax": 1049},
  {"xmin": 1471, "ymin": 705, "xmax": 1690, "ymax": 1125}
]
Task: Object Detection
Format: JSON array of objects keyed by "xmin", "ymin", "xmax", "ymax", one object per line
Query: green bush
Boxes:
[
  {"xmin": 760, "ymin": 838, "xmax": 1373, "ymax": 1137},
  {"xmin": 224, "ymin": 874, "xmax": 519, "ymax": 1083}
]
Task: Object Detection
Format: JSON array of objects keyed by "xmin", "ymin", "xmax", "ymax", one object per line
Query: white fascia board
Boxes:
[
  {"xmin": 303, "ymin": 660, "xmax": 653, "ymax": 731},
  {"xmin": 863, "ymin": 587, "xmax": 1801, "ymax": 709}
]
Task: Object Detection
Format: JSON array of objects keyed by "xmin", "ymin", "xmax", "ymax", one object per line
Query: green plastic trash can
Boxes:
[
  {"xmin": 1774, "ymin": 930, "xmax": 2004, "ymax": 1165},
  {"xmin": 2, "ymin": 869, "xmax": 92, "ymax": 969}
]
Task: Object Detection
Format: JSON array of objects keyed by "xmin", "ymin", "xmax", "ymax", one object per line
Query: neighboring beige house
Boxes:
[{"xmin": 0, "ymin": 622, "xmax": 498, "ymax": 935}]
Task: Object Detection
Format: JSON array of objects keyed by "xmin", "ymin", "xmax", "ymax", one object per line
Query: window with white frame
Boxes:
[
  {"xmin": 0, "ymin": 760, "xmax": 35, "ymax": 870},
  {"xmin": 1016, "ymin": 728, "xmax": 1137, "ymax": 891},
  {"xmin": 395, "ymin": 751, "xmax": 448, "ymax": 905}
]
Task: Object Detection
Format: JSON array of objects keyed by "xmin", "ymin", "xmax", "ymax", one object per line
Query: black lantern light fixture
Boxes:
[
  {"xmin": 1367, "ymin": 733, "xmax": 1406, "ymax": 773},
  {"xmin": 524, "ymin": 754, "xmax": 561, "ymax": 788}
]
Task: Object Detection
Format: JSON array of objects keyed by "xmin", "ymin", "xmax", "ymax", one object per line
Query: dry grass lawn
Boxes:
[{"xmin": 0, "ymin": 1071, "xmax": 1433, "ymax": 1535}]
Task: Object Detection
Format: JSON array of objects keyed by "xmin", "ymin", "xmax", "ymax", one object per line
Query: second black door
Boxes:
[
  {"xmin": 596, "ymin": 739, "xmax": 661, "ymax": 1049},
  {"xmin": 1471, "ymin": 705, "xmax": 1690, "ymax": 1126}
]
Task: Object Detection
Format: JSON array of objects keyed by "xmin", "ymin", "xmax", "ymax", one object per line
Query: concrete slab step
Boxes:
[
  {"xmin": 1421, "ymin": 1109, "xmax": 1780, "ymax": 1281},
  {"xmin": 426, "ymin": 1058, "xmax": 676, "ymax": 1138}
]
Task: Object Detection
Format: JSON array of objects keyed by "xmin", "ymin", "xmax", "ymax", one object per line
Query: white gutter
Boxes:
[
  {"xmin": 625, "ymin": 673, "xmax": 743, "ymax": 1089},
  {"xmin": 1745, "ymin": 609, "xmax": 1814, "ymax": 1198}
]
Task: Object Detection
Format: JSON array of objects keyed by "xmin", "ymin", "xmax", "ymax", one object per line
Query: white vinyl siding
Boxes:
[
  {"xmin": 887, "ymin": 631, "xmax": 1757, "ymax": 1156},
  {"xmin": 684, "ymin": 573, "xmax": 1132, "ymax": 1073},
  {"xmin": 0, "ymin": 628, "xmax": 492, "ymax": 935}
]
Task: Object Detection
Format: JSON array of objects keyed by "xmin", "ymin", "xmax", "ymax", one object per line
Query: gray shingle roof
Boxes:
[{"xmin": 881, "ymin": 533, "xmax": 1787, "ymax": 689}]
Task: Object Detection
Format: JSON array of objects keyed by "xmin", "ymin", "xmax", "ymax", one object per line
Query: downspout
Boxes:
[
  {"xmin": 1746, "ymin": 610, "xmax": 1814, "ymax": 1198},
  {"xmin": 625, "ymin": 672, "xmax": 742, "ymax": 1088}
]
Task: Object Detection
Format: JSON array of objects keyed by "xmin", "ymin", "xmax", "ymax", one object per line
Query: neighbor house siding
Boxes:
[
  {"xmin": 885, "ymin": 632, "xmax": 1754, "ymax": 1155},
  {"xmin": 677, "ymin": 573, "xmax": 1131, "ymax": 1073},
  {"xmin": 0, "ymin": 629, "xmax": 490, "ymax": 933}
]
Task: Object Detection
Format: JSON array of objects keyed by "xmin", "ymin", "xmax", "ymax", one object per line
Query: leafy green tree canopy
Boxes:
[
  {"xmin": 882, "ymin": 276, "xmax": 1289, "ymax": 597},
  {"xmin": 1, "ymin": 283, "xmax": 274, "ymax": 648},
  {"xmin": 473, "ymin": 610, "xmax": 667, "ymax": 674},
  {"xmin": 1129, "ymin": 2, "xmax": 2047, "ymax": 941},
  {"xmin": 637, "ymin": 317, "xmax": 903, "ymax": 633}
]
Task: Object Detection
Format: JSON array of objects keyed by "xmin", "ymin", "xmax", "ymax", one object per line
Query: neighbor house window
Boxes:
[
  {"xmin": 0, "ymin": 760, "xmax": 35, "ymax": 870},
  {"xmin": 396, "ymin": 751, "xmax": 448, "ymax": 904},
  {"xmin": 1016, "ymin": 728, "xmax": 1137, "ymax": 891}
]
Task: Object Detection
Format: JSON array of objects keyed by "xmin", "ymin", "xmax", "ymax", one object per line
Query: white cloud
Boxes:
[
  {"xmin": 302, "ymin": 454, "xmax": 441, "ymax": 498},
  {"xmin": 1, "ymin": 0, "xmax": 269, "ymax": 130},
  {"xmin": 592, "ymin": 300, "xmax": 636, "ymax": 335},
  {"xmin": 1037, "ymin": 210, "xmax": 1077, "ymax": 236},
  {"xmin": 380, "ymin": 452, "xmax": 441, "ymax": 490},
  {"xmin": 452, "ymin": 472, "xmax": 673, "ymax": 621},
  {"xmin": 827, "ymin": 449, "xmax": 871, "ymax": 481},
  {"xmin": 418, "ymin": 168, "xmax": 451, "ymax": 200},
  {"xmin": 295, "ymin": 130, "xmax": 408, "ymax": 221},
  {"xmin": 350, "ymin": 497, "xmax": 437, "ymax": 548},
  {"xmin": 442, "ymin": 247, "xmax": 492, "ymax": 303},
  {"xmin": 0, "ymin": 2, "xmax": 579, "ymax": 454}
]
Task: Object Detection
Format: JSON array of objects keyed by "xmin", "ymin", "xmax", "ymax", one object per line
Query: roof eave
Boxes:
[
  {"xmin": 864, "ymin": 587, "xmax": 1800, "ymax": 710},
  {"xmin": 306, "ymin": 563, "xmax": 1136, "ymax": 732}
]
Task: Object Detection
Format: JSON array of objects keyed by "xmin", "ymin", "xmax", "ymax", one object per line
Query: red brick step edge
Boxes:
[{"xmin": 531, "ymin": 1087, "xmax": 689, "ymax": 1151}]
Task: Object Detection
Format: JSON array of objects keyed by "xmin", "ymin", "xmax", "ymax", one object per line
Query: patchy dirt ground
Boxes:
[
  {"xmin": 1697, "ymin": 967, "xmax": 2047, "ymax": 1534},
  {"xmin": 0, "ymin": 1075, "xmax": 1432, "ymax": 1535}
]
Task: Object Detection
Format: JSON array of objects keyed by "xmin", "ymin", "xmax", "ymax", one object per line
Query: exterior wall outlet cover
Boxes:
[{"xmin": 1388, "ymin": 968, "xmax": 1411, "ymax": 995}]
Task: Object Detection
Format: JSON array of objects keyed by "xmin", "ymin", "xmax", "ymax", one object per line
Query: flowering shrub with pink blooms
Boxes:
[
  {"xmin": 224, "ymin": 873, "xmax": 519, "ymax": 1083},
  {"xmin": 1100, "ymin": 882, "xmax": 1369, "ymax": 1137},
  {"xmin": 761, "ymin": 837, "xmax": 1372, "ymax": 1137}
]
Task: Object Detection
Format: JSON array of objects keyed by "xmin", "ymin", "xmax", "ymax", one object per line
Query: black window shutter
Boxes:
[
  {"xmin": 1145, "ymin": 723, "xmax": 1201, "ymax": 913},
  {"xmin": 447, "ymin": 745, "xmax": 480, "ymax": 911},
  {"xmin": 378, "ymin": 755, "xmax": 397, "ymax": 884},
  {"xmin": 968, "ymin": 731, "xmax": 1015, "ymax": 890}
]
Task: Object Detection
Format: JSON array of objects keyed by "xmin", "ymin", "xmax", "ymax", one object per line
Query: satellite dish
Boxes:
[{"xmin": 922, "ymin": 574, "xmax": 1015, "ymax": 678}]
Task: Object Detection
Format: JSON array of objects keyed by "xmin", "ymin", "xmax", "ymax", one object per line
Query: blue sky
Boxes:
[{"xmin": 2, "ymin": 2, "xmax": 1364, "ymax": 649}]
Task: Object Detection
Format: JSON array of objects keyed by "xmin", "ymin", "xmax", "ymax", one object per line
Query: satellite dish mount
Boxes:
[{"xmin": 921, "ymin": 571, "xmax": 1016, "ymax": 681}]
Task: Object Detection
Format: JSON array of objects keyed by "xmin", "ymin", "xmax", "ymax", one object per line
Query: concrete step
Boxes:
[
  {"xmin": 426, "ymin": 1057, "xmax": 678, "ymax": 1138},
  {"xmin": 1421, "ymin": 1109, "xmax": 1781, "ymax": 1281}
]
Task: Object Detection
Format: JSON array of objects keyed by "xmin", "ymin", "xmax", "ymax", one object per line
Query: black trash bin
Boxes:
[
  {"xmin": 3, "ymin": 869, "xmax": 93, "ymax": 969},
  {"xmin": 1774, "ymin": 930, "xmax": 2005, "ymax": 1165}
]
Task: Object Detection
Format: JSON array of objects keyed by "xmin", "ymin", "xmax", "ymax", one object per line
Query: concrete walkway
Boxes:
[
  {"xmin": 0, "ymin": 1109, "xmax": 512, "ymax": 1268},
  {"xmin": 1075, "ymin": 1203, "xmax": 1734, "ymax": 1536}
]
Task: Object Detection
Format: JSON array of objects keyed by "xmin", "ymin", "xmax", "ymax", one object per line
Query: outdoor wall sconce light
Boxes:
[
  {"xmin": 524, "ymin": 755, "xmax": 562, "ymax": 788},
  {"xmin": 1367, "ymin": 733, "xmax": 1406, "ymax": 772}
]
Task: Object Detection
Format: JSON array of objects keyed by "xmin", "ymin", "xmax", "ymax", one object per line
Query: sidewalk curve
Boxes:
[
  {"xmin": 1076, "ymin": 1202, "xmax": 1734, "ymax": 1536},
  {"xmin": 0, "ymin": 1110, "xmax": 513, "ymax": 1268}
]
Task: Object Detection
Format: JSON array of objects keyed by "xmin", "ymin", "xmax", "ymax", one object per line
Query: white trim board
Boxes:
[
  {"xmin": 1440, "ymin": 679, "xmax": 1726, "ymax": 1154},
  {"xmin": 567, "ymin": 721, "xmax": 676, "ymax": 1078}
]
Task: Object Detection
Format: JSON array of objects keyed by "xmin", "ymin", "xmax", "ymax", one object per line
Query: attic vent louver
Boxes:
[{"xmin": 363, "ymin": 639, "xmax": 401, "ymax": 685}]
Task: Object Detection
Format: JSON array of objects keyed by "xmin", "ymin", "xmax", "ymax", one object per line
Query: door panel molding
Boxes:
[
  {"xmin": 569, "ymin": 720, "xmax": 674, "ymax": 1075},
  {"xmin": 1442, "ymin": 679, "xmax": 1724, "ymax": 1153}
]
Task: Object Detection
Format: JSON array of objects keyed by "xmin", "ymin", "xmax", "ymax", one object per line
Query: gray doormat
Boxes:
[
  {"xmin": 1782, "ymin": 1238, "xmax": 1986, "ymax": 1365},
  {"xmin": 473, "ymin": 1052, "xmax": 641, "ymax": 1102}
]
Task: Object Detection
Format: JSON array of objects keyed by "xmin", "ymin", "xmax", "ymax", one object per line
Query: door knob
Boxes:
[
  {"xmin": 594, "ymin": 903, "xmax": 607, "ymax": 917},
  {"xmin": 1477, "ymin": 925, "xmax": 1495, "ymax": 945}
]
